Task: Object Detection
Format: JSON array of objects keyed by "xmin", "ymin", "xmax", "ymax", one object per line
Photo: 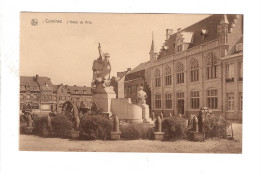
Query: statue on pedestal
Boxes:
[
  {"xmin": 91, "ymin": 43, "xmax": 116, "ymax": 116},
  {"xmin": 91, "ymin": 43, "xmax": 114, "ymax": 94},
  {"xmin": 137, "ymin": 86, "xmax": 147, "ymax": 105},
  {"xmin": 137, "ymin": 86, "xmax": 151, "ymax": 122}
]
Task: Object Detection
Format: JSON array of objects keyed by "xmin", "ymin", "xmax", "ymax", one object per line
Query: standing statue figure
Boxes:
[
  {"xmin": 137, "ymin": 86, "xmax": 147, "ymax": 105},
  {"xmin": 137, "ymin": 86, "xmax": 150, "ymax": 122},
  {"xmin": 91, "ymin": 43, "xmax": 112, "ymax": 93}
]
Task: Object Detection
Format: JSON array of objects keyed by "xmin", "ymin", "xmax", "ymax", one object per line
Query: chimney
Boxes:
[
  {"xmin": 166, "ymin": 29, "xmax": 173, "ymax": 40},
  {"xmin": 177, "ymin": 28, "xmax": 182, "ymax": 32},
  {"xmin": 127, "ymin": 68, "xmax": 131, "ymax": 71}
]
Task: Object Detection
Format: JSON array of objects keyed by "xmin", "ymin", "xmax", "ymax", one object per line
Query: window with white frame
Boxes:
[
  {"xmin": 206, "ymin": 53, "xmax": 217, "ymax": 79},
  {"xmin": 176, "ymin": 62, "xmax": 184, "ymax": 84},
  {"xmin": 154, "ymin": 69, "xmax": 161, "ymax": 87},
  {"xmin": 165, "ymin": 93, "xmax": 172, "ymax": 109},
  {"xmin": 190, "ymin": 58, "xmax": 199, "ymax": 82},
  {"xmin": 238, "ymin": 61, "xmax": 243, "ymax": 81},
  {"xmin": 165, "ymin": 66, "xmax": 172, "ymax": 86},
  {"xmin": 155, "ymin": 94, "xmax": 161, "ymax": 109},
  {"xmin": 226, "ymin": 62, "xmax": 234, "ymax": 82},
  {"xmin": 190, "ymin": 90, "xmax": 200, "ymax": 109},
  {"xmin": 207, "ymin": 89, "xmax": 218, "ymax": 109},
  {"xmin": 227, "ymin": 93, "xmax": 234, "ymax": 111}
]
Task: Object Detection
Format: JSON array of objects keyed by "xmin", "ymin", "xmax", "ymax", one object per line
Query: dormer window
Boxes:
[
  {"xmin": 176, "ymin": 38, "xmax": 183, "ymax": 52},
  {"xmin": 201, "ymin": 29, "xmax": 208, "ymax": 36},
  {"xmin": 177, "ymin": 45, "xmax": 183, "ymax": 52}
]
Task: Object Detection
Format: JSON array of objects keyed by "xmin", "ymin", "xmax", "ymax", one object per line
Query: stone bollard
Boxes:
[
  {"xmin": 111, "ymin": 115, "xmax": 121, "ymax": 140},
  {"xmin": 47, "ymin": 114, "xmax": 52, "ymax": 129},
  {"xmin": 27, "ymin": 113, "xmax": 33, "ymax": 128},
  {"xmin": 193, "ymin": 115, "xmax": 199, "ymax": 132},
  {"xmin": 24, "ymin": 113, "xmax": 33, "ymax": 133},
  {"xmin": 75, "ymin": 115, "xmax": 80, "ymax": 130},
  {"xmin": 153, "ymin": 116, "xmax": 164, "ymax": 140},
  {"xmin": 152, "ymin": 112, "xmax": 155, "ymax": 121},
  {"xmin": 160, "ymin": 112, "xmax": 164, "ymax": 120}
]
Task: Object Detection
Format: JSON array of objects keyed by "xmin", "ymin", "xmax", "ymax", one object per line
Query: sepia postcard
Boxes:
[{"xmin": 19, "ymin": 12, "xmax": 243, "ymax": 153}]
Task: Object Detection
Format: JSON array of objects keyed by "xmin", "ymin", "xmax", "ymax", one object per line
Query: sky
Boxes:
[{"xmin": 20, "ymin": 13, "xmax": 209, "ymax": 86}]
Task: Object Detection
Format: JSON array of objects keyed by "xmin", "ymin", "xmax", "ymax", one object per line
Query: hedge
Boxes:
[
  {"xmin": 120, "ymin": 123, "xmax": 154, "ymax": 140},
  {"xmin": 51, "ymin": 116, "xmax": 73, "ymax": 138},
  {"xmin": 80, "ymin": 115, "xmax": 112, "ymax": 140},
  {"xmin": 162, "ymin": 116, "xmax": 188, "ymax": 140}
]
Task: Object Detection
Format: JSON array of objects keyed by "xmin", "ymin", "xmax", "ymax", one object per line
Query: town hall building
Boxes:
[{"xmin": 128, "ymin": 14, "xmax": 243, "ymax": 120}]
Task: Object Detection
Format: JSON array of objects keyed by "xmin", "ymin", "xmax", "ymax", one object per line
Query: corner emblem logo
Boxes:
[{"xmin": 31, "ymin": 19, "xmax": 38, "ymax": 26}]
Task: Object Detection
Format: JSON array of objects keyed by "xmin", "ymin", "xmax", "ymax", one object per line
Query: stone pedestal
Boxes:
[
  {"xmin": 138, "ymin": 104, "xmax": 151, "ymax": 123},
  {"xmin": 93, "ymin": 90, "xmax": 116, "ymax": 115},
  {"xmin": 110, "ymin": 132, "xmax": 121, "ymax": 140},
  {"xmin": 153, "ymin": 132, "xmax": 165, "ymax": 140}
]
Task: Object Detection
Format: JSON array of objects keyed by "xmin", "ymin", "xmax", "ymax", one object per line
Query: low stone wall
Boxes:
[{"xmin": 111, "ymin": 98, "xmax": 143, "ymax": 122}]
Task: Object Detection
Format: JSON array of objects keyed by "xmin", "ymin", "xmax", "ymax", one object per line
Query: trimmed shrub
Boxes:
[
  {"xmin": 51, "ymin": 116, "xmax": 73, "ymax": 138},
  {"xmin": 162, "ymin": 116, "xmax": 188, "ymax": 140},
  {"xmin": 208, "ymin": 115, "xmax": 231, "ymax": 138},
  {"xmin": 80, "ymin": 115, "xmax": 112, "ymax": 140},
  {"xmin": 120, "ymin": 123, "xmax": 154, "ymax": 140},
  {"xmin": 33, "ymin": 116, "xmax": 50, "ymax": 137}
]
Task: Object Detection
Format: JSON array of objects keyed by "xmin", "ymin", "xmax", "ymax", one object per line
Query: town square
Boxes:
[{"xmin": 18, "ymin": 13, "xmax": 244, "ymax": 153}]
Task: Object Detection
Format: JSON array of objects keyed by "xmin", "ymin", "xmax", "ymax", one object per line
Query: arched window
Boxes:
[
  {"xmin": 190, "ymin": 58, "xmax": 199, "ymax": 82},
  {"xmin": 165, "ymin": 66, "xmax": 172, "ymax": 86},
  {"xmin": 165, "ymin": 93, "xmax": 172, "ymax": 109},
  {"xmin": 190, "ymin": 90, "xmax": 200, "ymax": 109},
  {"xmin": 154, "ymin": 69, "xmax": 161, "ymax": 87},
  {"xmin": 155, "ymin": 94, "xmax": 161, "ymax": 109},
  {"xmin": 206, "ymin": 53, "xmax": 217, "ymax": 79},
  {"xmin": 176, "ymin": 62, "xmax": 184, "ymax": 84}
]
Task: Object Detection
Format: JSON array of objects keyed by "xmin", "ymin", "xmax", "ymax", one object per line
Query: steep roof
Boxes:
[
  {"xmin": 128, "ymin": 61, "xmax": 150, "ymax": 74},
  {"xmin": 36, "ymin": 76, "xmax": 53, "ymax": 86},
  {"xmin": 158, "ymin": 14, "xmax": 238, "ymax": 59},
  {"xmin": 20, "ymin": 76, "xmax": 39, "ymax": 87},
  {"xmin": 117, "ymin": 71, "xmax": 129, "ymax": 80}
]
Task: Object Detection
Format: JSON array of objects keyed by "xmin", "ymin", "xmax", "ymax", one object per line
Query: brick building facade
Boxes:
[
  {"xmin": 137, "ymin": 14, "xmax": 243, "ymax": 120},
  {"xmin": 20, "ymin": 75, "xmax": 92, "ymax": 113}
]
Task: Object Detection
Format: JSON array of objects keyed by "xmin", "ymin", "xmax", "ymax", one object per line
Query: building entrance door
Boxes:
[{"xmin": 177, "ymin": 99, "xmax": 184, "ymax": 115}]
